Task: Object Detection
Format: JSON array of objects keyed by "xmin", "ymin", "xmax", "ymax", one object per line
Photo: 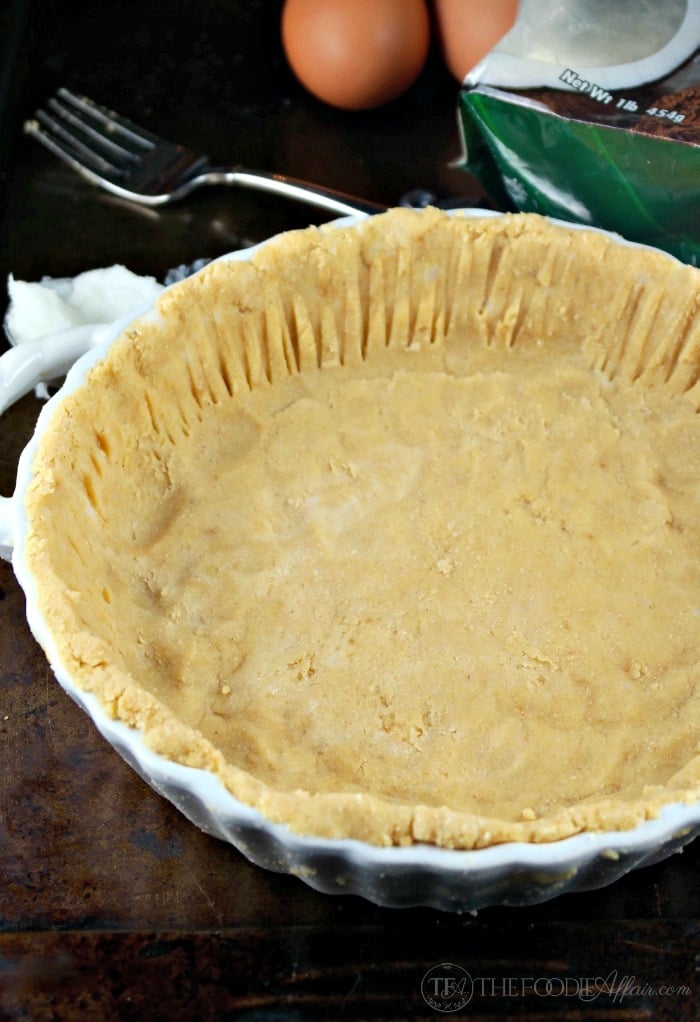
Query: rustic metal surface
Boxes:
[{"xmin": 0, "ymin": 1, "xmax": 698, "ymax": 1017}]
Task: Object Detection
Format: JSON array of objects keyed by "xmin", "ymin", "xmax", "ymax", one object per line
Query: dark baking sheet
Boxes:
[{"xmin": 0, "ymin": 1, "xmax": 698, "ymax": 1017}]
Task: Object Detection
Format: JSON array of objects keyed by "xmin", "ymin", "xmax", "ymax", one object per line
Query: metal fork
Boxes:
[{"xmin": 24, "ymin": 88, "xmax": 386, "ymax": 217}]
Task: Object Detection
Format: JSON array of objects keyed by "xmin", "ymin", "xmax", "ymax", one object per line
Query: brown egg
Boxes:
[
  {"xmin": 434, "ymin": 0, "xmax": 519, "ymax": 82},
  {"xmin": 281, "ymin": 0, "xmax": 431, "ymax": 111}
]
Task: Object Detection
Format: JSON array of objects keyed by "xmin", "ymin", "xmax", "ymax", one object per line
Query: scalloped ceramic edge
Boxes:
[{"xmin": 3, "ymin": 209, "xmax": 699, "ymax": 911}]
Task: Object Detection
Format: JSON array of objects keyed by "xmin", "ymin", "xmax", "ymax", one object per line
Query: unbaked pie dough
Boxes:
[{"xmin": 25, "ymin": 209, "xmax": 700, "ymax": 847}]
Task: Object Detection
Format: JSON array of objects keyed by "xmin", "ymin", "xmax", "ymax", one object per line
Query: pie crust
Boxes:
[{"xmin": 24, "ymin": 209, "xmax": 700, "ymax": 848}]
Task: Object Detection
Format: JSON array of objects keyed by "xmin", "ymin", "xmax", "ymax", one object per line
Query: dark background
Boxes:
[
  {"xmin": 0, "ymin": 0, "xmax": 480, "ymax": 287},
  {"xmin": 0, "ymin": 1, "xmax": 698, "ymax": 1018}
]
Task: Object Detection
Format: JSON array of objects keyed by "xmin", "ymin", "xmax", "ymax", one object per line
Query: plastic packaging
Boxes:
[{"xmin": 456, "ymin": 0, "xmax": 700, "ymax": 263}]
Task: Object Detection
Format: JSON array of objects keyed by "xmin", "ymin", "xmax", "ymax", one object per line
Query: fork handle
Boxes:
[{"xmin": 202, "ymin": 168, "xmax": 386, "ymax": 217}]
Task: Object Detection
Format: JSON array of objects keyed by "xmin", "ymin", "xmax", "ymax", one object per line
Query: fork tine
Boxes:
[
  {"xmin": 24, "ymin": 115, "xmax": 123, "ymax": 186},
  {"xmin": 25, "ymin": 86, "xmax": 157, "ymax": 186},
  {"xmin": 57, "ymin": 87, "xmax": 162, "ymax": 151},
  {"xmin": 46, "ymin": 96, "xmax": 141, "ymax": 164},
  {"xmin": 27, "ymin": 108, "xmax": 127, "ymax": 182}
]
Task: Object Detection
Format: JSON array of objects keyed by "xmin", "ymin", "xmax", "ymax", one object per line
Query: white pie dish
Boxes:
[{"xmin": 1, "ymin": 208, "xmax": 698, "ymax": 912}]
